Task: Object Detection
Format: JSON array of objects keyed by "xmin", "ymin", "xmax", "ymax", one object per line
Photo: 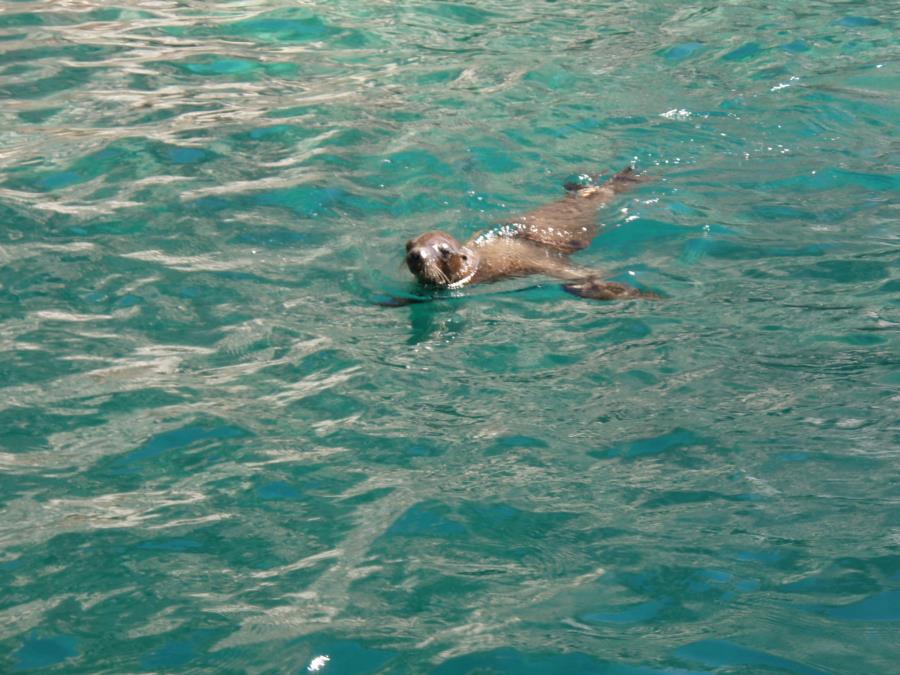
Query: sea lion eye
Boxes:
[
  {"xmin": 438, "ymin": 245, "xmax": 451, "ymax": 258},
  {"xmin": 405, "ymin": 239, "xmax": 415, "ymax": 252}
]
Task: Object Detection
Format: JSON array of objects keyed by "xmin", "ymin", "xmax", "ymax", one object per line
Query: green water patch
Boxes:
[
  {"xmin": 595, "ymin": 218, "xmax": 691, "ymax": 253},
  {"xmin": 659, "ymin": 42, "xmax": 706, "ymax": 61},
  {"xmin": 418, "ymin": 2, "xmax": 498, "ymax": 26},
  {"xmin": 590, "ymin": 428, "xmax": 712, "ymax": 460},
  {"xmin": 1, "ymin": 1, "xmax": 899, "ymax": 672},
  {"xmin": 722, "ymin": 42, "xmax": 766, "ymax": 61},
  {"xmin": 15, "ymin": 106, "xmax": 62, "ymax": 124},
  {"xmin": 254, "ymin": 185, "xmax": 346, "ymax": 217},
  {"xmin": 579, "ymin": 598, "xmax": 671, "ymax": 624},
  {"xmin": 676, "ymin": 640, "xmax": 827, "ymax": 674},
  {"xmin": 795, "ymin": 259, "xmax": 889, "ymax": 284},
  {"xmin": 804, "ymin": 590, "xmax": 900, "ymax": 622},
  {"xmin": 0, "ymin": 43, "xmax": 120, "ymax": 67},
  {"xmin": 73, "ymin": 420, "xmax": 255, "ymax": 489},
  {"xmin": 0, "ymin": 65, "xmax": 94, "ymax": 100},
  {"xmin": 4, "ymin": 137, "xmax": 218, "ymax": 193},
  {"xmin": 163, "ymin": 8, "xmax": 380, "ymax": 48},
  {"xmin": 432, "ymin": 648, "xmax": 690, "ymax": 675},
  {"xmin": 0, "ymin": 13, "xmax": 46, "ymax": 28}
]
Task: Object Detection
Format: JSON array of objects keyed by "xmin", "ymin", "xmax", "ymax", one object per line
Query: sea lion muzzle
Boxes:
[{"xmin": 404, "ymin": 231, "xmax": 470, "ymax": 286}]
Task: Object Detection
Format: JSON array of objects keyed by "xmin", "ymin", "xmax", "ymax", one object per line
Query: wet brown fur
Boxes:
[{"xmin": 404, "ymin": 167, "xmax": 655, "ymax": 300}]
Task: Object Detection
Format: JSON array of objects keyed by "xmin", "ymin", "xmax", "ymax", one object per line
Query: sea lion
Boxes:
[{"xmin": 403, "ymin": 167, "xmax": 656, "ymax": 300}]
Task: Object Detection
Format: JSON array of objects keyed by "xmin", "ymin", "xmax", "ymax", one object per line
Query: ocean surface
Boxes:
[{"xmin": 0, "ymin": 1, "xmax": 898, "ymax": 673}]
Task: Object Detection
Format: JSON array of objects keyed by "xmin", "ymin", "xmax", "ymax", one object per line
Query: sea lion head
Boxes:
[{"xmin": 405, "ymin": 231, "xmax": 478, "ymax": 288}]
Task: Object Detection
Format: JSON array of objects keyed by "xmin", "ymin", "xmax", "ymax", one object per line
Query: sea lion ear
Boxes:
[{"xmin": 405, "ymin": 239, "xmax": 415, "ymax": 252}]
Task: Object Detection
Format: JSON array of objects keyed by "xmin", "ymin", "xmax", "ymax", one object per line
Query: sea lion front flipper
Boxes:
[
  {"xmin": 563, "ymin": 166, "xmax": 645, "ymax": 193},
  {"xmin": 562, "ymin": 278, "xmax": 659, "ymax": 301},
  {"xmin": 607, "ymin": 166, "xmax": 647, "ymax": 190},
  {"xmin": 374, "ymin": 294, "xmax": 432, "ymax": 307}
]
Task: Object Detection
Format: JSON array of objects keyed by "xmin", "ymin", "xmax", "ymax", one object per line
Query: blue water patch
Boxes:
[
  {"xmin": 465, "ymin": 145, "xmax": 521, "ymax": 173},
  {"xmin": 247, "ymin": 124, "xmax": 298, "ymax": 140},
  {"xmin": 168, "ymin": 147, "xmax": 208, "ymax": 164},
  {"xmin": 463, "ymin": 502, "xmax": 576, "ymax": 541},
  {"xmin": 0, "ymin": 14, "xmax": 45, "ymax": 29},
  {"xmin": 257, "ymin": 480, "xmax": 301, "ymax": 501},
  {"xmin": 227, "ymin": 13, "xmax": 337, "ymax": 43},
  {"xmin": 598, "ymin": 218, "xmax": 688, "ymax": 251},
  {"xmin": 420, "ymin": 3, "xmax": 496, "ymax": 25},
  {"xmin": 406, "ymin": 441, "xmax": 444, "ymax": 457},
  {"xmin": 116, "ymin": 423, "xmax": 251, "ymax": 465},
  {"xmin": 228, "ymin": 226, "xmax": 312, "ymax": 248},
  {"xmin": 0, "ymin": 558, "xmax": 23, "ymax": 571},
  {"xmin": 795, "ymin": 259, "xmax": 888, "ymax": 285},
  {"xmin": 753, "ymin": 167, "xmax": 899, "ymax": 192},
  {"xmin": 139, "ymin": 538, "xmax": 203, "ymax": 552},
  {"xmin": 523, "ymin": 64, "xmax": 577, "ymax": 90},
  {"xmin": 735, "ymin": 579, "xmax": 761, "ymax": 592},
  {"xmin": 686, "ymin": 568, "xmax": 731, "ymax": 592},
  {"xmin": 38, "ymin": 170, "xmax": 81, "ymax": 190},
  {"xmin": 722, "ymin": 42, "xmax": 764, "ymax": 61},
  {"xmin": 834, "ymin": 16, "xmax": 881, "ymax": 27},
  {"xmin": 486, "ymin": 435, "xmax": 549, "ymax": 453},
  {"xmin": 141, "ymin": 641, "xmax": 196, "ymax": 670},
  {"xmin": 776, "ymin": 451, "xmax": 810, "ymax": 462},
  {"xmin": 386, "ymin": 502, "xmax": 468, "ymax": 539},
  {"xmin": 433, "ymin": 648, "xmax": 707, "ymax": 674},
  {"xmin": 675, "ymin": 640, "xmax": 827, "ymax": 675},
  {"xmin": 256, "ymin": 185, "xmax": 344, "ymax": 216},
  {"xmin": 296, "ymin": 639, "xmax": 396, "ymax": 674},
  {"xmin": 593, "ymin": 317, "xmax": 653, "ymax": 344},
  {"xmin": 591, "ymin": 429, "xmax": 707, "ymax": 460},
  {"xmin": 186, "ymin": 59, "xmax": 258, "ymax": 76},
  {"xmin": 580, "ymin": 598, "xmax": 669, "ymax": 624},
  {"xmin": 812, "ymin": 590, "xmax": 900, "ymax": 621},
  {"xmin": 642, "ymin": 490, "xmax": 749, "ymax": 509},
  {"xmin": 16, "ymin": 106, "xmax": 61, "ymax": 123},
  {"xmin": 659, "ymin": 42, "xmax": 705, "ymax": 61},
  {"xmin": 733, "ymin": 549, "xmax": 784, "ymax": 566},
  {"xmin": 14, "ymin": 633, "xmax": 78, "ymax": 670},
  {"xmin": 781, "ymin": 39, "xmax": 811, "ymax": 53}
]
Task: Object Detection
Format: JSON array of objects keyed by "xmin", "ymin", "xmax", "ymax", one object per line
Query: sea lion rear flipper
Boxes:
[
  {"xmin": 609, "ymin": 166, "xmax": 651, "ymax": 191},
  {"xmin": 564, "ymin": 166, "xmax": 647, "ymax": 193},
  {"xmin": 563, "ymin": 278, "xmax": 660, "ymax": 301}
]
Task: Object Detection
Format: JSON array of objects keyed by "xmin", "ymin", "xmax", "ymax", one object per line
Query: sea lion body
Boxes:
[{"xmin": 404, "ymin": 167, "xmax": 653, "ymax": 300}]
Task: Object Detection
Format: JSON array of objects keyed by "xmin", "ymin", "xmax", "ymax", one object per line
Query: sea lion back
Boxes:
[{"xmin": 503, "ymin": 167, "xmax": 646, "ymax": 253}]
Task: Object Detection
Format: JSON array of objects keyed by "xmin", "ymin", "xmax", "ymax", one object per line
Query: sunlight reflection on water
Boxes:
[{"xmin": 0, "ymin": 1, "xmax": 898, "ymax": 673}]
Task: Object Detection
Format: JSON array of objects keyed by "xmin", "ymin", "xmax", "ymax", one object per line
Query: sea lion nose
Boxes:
[
  {"xmin": 406, "ymin": 248, "xmax": 426, "ymax": 263},
  {"xmin": 406, "ymin": 248, "xmax": 426, "ymax": 270}
]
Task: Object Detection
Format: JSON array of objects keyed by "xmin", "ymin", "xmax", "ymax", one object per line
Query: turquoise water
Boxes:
[{"xmin": 0, "ymin": 1, "xmax": 898, "ymax": 672}]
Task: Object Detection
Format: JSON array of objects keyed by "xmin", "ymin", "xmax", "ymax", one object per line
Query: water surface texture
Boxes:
[{"xmin": 1, "ymin": 1, "xmax": 898, "ymax": 673}]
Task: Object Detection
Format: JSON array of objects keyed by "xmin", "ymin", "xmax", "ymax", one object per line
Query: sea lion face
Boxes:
[{"xmin": 405, "ymin": 231, "xmax": 476, "ymax": 287}]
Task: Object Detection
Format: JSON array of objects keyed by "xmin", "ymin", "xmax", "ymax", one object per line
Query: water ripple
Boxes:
[{"xmin": 1, "ymin": 1, "xmax": 898, "ymax": 673}]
